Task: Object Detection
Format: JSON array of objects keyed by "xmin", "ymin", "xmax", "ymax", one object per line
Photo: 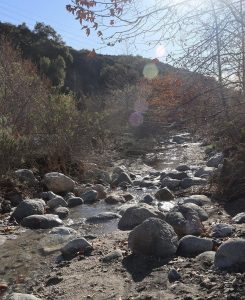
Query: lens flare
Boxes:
[
  {"xmin": 129, "ymin": 112, "xmax": 144, "ymax": 127},
  {"xmin": 156, "ymin": 45, "xmax": 166, "ymax": 58},
  {"xmin": 143, "ymin": 63, "xmax": 159, "ymax": 79},
  {"xmin": 134, "ymin": 99, "xmax": 148, "ymax": 113}
]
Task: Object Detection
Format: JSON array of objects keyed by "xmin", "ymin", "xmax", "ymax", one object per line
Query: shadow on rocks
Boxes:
[
  {"xmin": 122, "ymin": 253, "xmax": 171, "ymax": 282},
  {"xmin": 224, "ymin": 198, "xmax": 245, "ymax": 216}
]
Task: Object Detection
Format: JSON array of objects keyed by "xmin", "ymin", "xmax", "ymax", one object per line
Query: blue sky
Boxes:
[{"xmin": 0, "ymin": 0, "xmax": 160, "ymax": 58}]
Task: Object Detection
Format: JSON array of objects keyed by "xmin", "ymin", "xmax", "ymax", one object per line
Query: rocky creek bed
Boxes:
[{"xmin": 0, "ymin": 133, "xmax": 245, "ymax": 300}]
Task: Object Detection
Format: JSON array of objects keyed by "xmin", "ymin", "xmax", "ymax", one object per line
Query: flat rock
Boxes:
[
  {"xmin": 212, "ymin": 223, "xmax": 235, "ymax": 238},
  {"xmin": 180, "ymin": 195, "xmax": 211, "ymax": 206},
  {"xmin": 102, "ymin": 249, "xmax": 123, "ymax": 263},
  {"xmin": 128, "ymin": 217, "xmax": 178, "ymax": 257},
  {"xmin": 21, "ymin": 214, "xmax": 63, "ymax": 229},
  {"xmin": 43, "ymin": 172, "xmax": 75, "ymax": 193},
  {"xmin": 232, "ymin": 212, "xmax": 245, "ymax": 224},
  {"xmin": 7, "ymin": 293, "xmax": 41, "ymax": 300},
  {"xmin": 214, "ymin": 239, "xmax": 245, "ymax": 272},
  {"xmin": 178, "ymin": 235, "xmax": 213, "ymax": 257},
  {"xmin": 118, "ymin": 204, "xmax": 165, "ymax": 231},
  {"xmin": 61, "ymin": 238, "xmax": 93, "ymax": 258},
  {"xmin": 49, "ymin": 226, "xmax": 77, "ymax": 235},
  {"xmin": 86, "ymin": 212, "xmax": 121, "ymax": 223}
]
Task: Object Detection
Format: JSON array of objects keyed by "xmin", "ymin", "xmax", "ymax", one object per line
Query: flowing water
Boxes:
[{"xmin": 0, "ymin": 134, "xmax": 206, "ymax": 292}]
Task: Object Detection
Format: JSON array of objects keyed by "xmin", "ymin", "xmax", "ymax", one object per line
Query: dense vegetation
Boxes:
[{"xmin": 1, "ymin": 21, "xmax": 245, "ymax": 203}]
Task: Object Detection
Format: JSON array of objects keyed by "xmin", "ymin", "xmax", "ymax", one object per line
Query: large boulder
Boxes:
[
  {"xmin": 21, "ymin": 214, "xmax": 63, "ymax": 229},
  {"xmin": 118, "ymin": 204, "xmax": 165, "ymax": 231},
  {"xmin": 11, "ymin": 199, "xmax": 45, "ymax": 222},
  {"xmin": 181, "ymin": 203, "xmax": 208, "ymax": 221},
  {"xmin": 177, "ymin": 235, "xmax": 213, "ymax": 257},
  {"xmin": 166, "ymin": 205, "xmax": 204, "ymax": 237},
  {"xmin": 47, "ymin": 196, "xmax": 67, "ymax": 209},
  {"xmin": 15, "ymin": 169, "xmax": 38, "ymax": 185},
  {"xmin": 207, "ymin": 153, "xmax": 224, "ymax": 168},
  {"xmin": 181, "ymin": 177, "xmax": 207, "ymax": 189},
  {"xmin": 214, "ymin": 239, "xmax": 245, "ymax": 272},
  {"xmin": 128, "ymin": 217, "xmax": 178, "ymax": 257},
  {"xmin": 43, "ymin": 172, "xmax": 75, "ymax": 193},
  {"xmin": 155, "ymin": 188, "xmax": 175, "ymax": 201},
  {"xmin": 7, "ymin": 293, "xmax": 41, "ymax": 300},
  {"xmin": 61, "ymin": 238, "xmax": 93, "ymax": 258}
]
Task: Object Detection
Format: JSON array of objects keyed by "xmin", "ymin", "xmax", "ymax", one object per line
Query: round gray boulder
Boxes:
[
  {"xmin": 61, "ymin": 238, "xmax": 93, "ymax": 258},
  {"xmin": 118, "ymin": 204, "xmax": 165, "ymax": 231},
  {"xmin": 11, "ymin": 199, "xmax": 45, "ymax": 222},
  {"xmin": 128, "ymin": 217, "xmax": 178, "ymax": 257},
  {"xmin": 214, "ymin": 239, "xmax": 245, "ymax": 272},
  {"xmin": 47, "ymin": 196, "xmax": 67, "ymax": 209},
  {"xmin": 43, "ymin": 172, "xmax": 75, "ymax": 193},
  {"xmin": 166, "ymin": 205, "xmax": 204, "ymax": 237},
  {"xmin": 211, "ymin": 223, "xmax": 235, "ymax": 238},
  {"xmin": 177, "ymin": 235, "xmax": 213, "ymax": 257},
  {"xmin": 181, "ymin": 203, "xmax": 209, "ymax": 221}
]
